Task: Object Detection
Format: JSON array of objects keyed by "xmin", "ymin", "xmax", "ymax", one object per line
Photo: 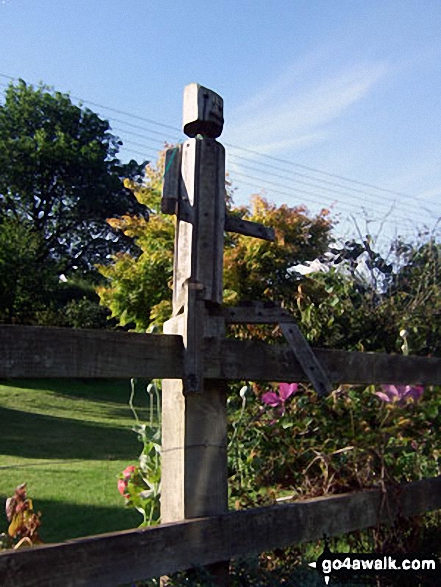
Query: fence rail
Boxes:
[
  {"xmin": 1, "ymin": 475, "xmax": 440, "ymax": 587},
  {"xmin": 2, "ymin": 325, "xmax": 441, "ymax": 384}
]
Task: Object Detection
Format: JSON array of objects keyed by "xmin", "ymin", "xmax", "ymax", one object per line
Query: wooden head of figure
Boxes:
[{"xmin": 183, "ymin": 83, "xmax": 224, "ymax": 139}]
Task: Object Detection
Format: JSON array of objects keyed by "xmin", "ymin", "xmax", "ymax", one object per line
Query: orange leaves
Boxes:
[{"xmin": 224, "ymin": 195, "xmax": 333, "ymax": 303}]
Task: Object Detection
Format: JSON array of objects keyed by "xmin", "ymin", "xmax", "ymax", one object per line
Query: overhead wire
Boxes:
[
  {"xmin": 0, "ymin": 72, "xmax": 438, "ymax": 229},
  {"xmin": 231, "ymin": 172, "xmax": 414, "ymax": 225},
  {"xmin": 112, "ymin": 130, "xmax": 434, "ymax": 224},
  {"xmin": 103, "ymin": 113, "xmax": 436, "ymax": 222},
  {"xmin": 226, "ymin": 158, "xmax": 425, "ymax": 218}
]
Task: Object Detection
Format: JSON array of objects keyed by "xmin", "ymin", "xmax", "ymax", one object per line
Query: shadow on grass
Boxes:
[
  {"xmin": 0, "ymin": 406, "xmax": 141, "ymax": 460},
  {"xmin": 0, "ymin": 498, "xmax": 142, "ymax": 543},
  {"xmin": 0, "ymin": 378, "xmax": 152, "ymax": 406}
]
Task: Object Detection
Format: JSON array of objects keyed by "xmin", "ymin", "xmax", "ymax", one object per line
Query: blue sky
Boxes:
[{"xmin": 1, "ymin": 0, "xmax": 440, "ymax": 246}]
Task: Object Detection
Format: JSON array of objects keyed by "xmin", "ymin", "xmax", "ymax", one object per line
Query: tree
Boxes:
[
  {"xmin": 97, "ymin": 148, "xmax": 334, "ymax": 332},
  {"xmin": 0, "ymin": 80, "xmax": 147, "ymax": 276},
  {"xmin": 97, "ymin": 149, "xmax": 175, "ymax": 331},
  {"xmin": 295, "ymin": 233, "xmax": 441, "ymax": 356},
  {"xmin": 0, "ymin": 218, "xmax": 57, "ymax": 323},
  {"xmin": 223, "ymin": 197, "xmax": 332, "ymax": 305}
]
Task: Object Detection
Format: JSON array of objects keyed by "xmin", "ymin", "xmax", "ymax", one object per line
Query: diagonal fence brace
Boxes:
[
  {"xmin": 279, "ymin": 321, "xmax": 333, "ymax": 397},
  {"xmin": 214, "ymin": 301, "xmax": 333, "ymax": 397}
]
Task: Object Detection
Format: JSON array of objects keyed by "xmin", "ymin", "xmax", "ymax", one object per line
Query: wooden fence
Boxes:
[{"xmin": 1, "ymin": 83, "xmax": 441, "ymax": 586}]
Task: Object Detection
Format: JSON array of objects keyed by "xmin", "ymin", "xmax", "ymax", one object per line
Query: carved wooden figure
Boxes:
[{"xmin": 161, "ymin": 83, "xmax": 229, "ymax": 584}]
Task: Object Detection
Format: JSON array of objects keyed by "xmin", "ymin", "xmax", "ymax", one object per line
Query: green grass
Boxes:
[{"xmin": 0, "ymin": 378, "xmax": 151, "ymax": 543}]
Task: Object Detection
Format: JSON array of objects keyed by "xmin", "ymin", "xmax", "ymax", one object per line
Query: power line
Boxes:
[
  {"xmin": 98, "ymin": 111, "xmax": 436, "ymax": 219},
  {"xmin": 0, "ymin": 72, "xmax": 438, "ymax": 224},
  {"xmin": 111, "ymin": 128, "xmax": 435, "ymax": 221},
  {"xmin": 225, "ymin": 142, "xmax": 430, "ymax": 205},
  {"xmin": 227, "ymin": 157, "xmax": 434, "ymax": 218},
  {"xmin": 111, "ymin": 129, "xmax": 437, "ymax": 221},
  {"xmin": 106, "ymin": 115, "xmax": 436, "ymax": 218},
  {"xmin": 231, "ymin": 172, "xmax": 417, "ymax": 225}
]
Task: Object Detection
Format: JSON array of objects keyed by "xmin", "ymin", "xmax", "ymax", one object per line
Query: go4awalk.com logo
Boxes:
[{"xmin": 308, "ymin": 541, "xmax": 440, "ymax": 585}]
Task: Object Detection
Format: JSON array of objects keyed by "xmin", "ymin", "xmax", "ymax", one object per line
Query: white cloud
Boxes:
[{"xmin": 226, "ymin": 60, "xmax": 389, "ymax": 156}]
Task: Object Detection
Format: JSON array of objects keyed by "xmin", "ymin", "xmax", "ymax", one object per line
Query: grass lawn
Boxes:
[{"xmin": 0, "ymin": 378, "xmax": 151, "ymax": 543}]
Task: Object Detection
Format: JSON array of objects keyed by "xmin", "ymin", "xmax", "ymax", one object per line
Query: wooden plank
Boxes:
[
  {"xmin": 212, "ymin": 301, "xmax": 295, "ymax": 324},
  {"xmin": 170, "ymin": 137, "xmax": 226, "ymax": 393},
  {"xmin": 225, "ymin": 214, "xmax": 275, "ymax": 241},
  {"xmin": 0, "ymin": 325, "xmax": 184, "ymax": 379},
  {"xmin": 280, "ymin": 322, "xmax": 333, "ymax": 397},
  {"xmin": 161, "ymin": 146, "xmax": 182, "ymax": 215},
  {"xmin": 204, "ymin": 339, "xmax": 441, "ymax": 385},
  {"xmin": 196, "ymin": 138, "xmax": 225, "ymax": 305},
  {"xmin": 2, "ymin": 325, "xmax": 441, "ymax": 385},
  {"xmin": 1, "ymin": 476, "xmax": 440, "ymax": 587},
  {"xmin": 173, "ymin": 138, "xmax": 196, "ymax": 317},
  {"xmin": 161, "ymin": 376, "xmax": 228, "ymax": 522}
]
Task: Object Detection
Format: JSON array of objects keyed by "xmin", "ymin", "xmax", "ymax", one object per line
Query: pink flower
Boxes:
[
  {"xmin": 118, "ymin": 465, "xmax": 136, "ymax": 498},
  {"xmin": 262, "ymin": 382, "xmax": 298, "ymax": 416},
  {"xmin": 374, "ymin": 384, "xmax": 424, "ymax": 406},
  {"xmin": 122, "ymin": 465, "xmax": 136, "ymax": 479},
  {"xmin": 118, "ymin": 479, "xmax": 129, "ymax": 497}
]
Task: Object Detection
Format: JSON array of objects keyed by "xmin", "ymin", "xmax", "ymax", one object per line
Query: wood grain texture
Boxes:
[
  {"xmin": 183, "ymin": 83, "xmax": 224, "ymax": 139},
  {"xmin": 2, "ymin": 325, "xmax": 441, "ymax": 384},
  {"xmin": 0, "ymin": 325, "xmax": 184, "ymax": 379},
  {"xmin": 204, "ymin": 339, "xmax": 441, "ymax": 385},
  {"xmin": 162, "ymin": 129, "xmax": 229, "ymax": 583},
  {"xmin": 194, "ymin": 138, "xmax": 225, "ymax": 305},
  {"xmin": 213, "ymin": 302, "xmax": 295, "ymax": 324},
  {"xmin": 161, "ymin": 377, "xmax": 228, "ymax": 522},
  {"xmin": 280, "ymin": 322, "xmax": 333, "ymax": 396},
  {"xmin": 1, "ymin": 476, "xmax": 440, "ymax": 587}
]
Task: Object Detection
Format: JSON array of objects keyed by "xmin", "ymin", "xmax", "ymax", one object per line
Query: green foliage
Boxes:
[
  {"xmin": 390, "ymin": 238, "xmax": 441, "ymax": 356},
  {"xmin": 224, "ymin": 198, "xmax": 332, "ymax": 305},
  {"xmin": 296, "ymin": 267, "xmax": 398, "ymax": 352},
  {"xmin": 0, "ymin": 79, "xmax": 149, "ymax": 325},
  {"xmin": 0, "ymin": 218, "xmax": 58, "ymax": 322},
  {"xmin": 227, "ymin": 380, "xmax": 441, "ymax": 561},
  {"xmin": 63, "ymin": 298, "xmax": 110, "ymax": 329},
  {"xmin": 97, "ymin": 149, "xmax": 334, "ymax": 331},
  {"xmin": 97, "ymin": 150, "xmax": 175, "ymax": 331},
  {"xmin": 117, "ymin": 380, "xmax": 161, "ymax": 526},
  {"xmin": 0, "ymin": 79, "xmax": 146, "ymax": 275},
  {"xmin": 296, "ymin": 233, "xmax": 441, "ymax": 356}
]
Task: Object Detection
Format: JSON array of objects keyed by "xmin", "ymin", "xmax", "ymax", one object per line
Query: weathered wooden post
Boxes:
[
  {"xmin": 159, "ymin": 83, "xmax": 330, "ymax": 585},
  {"xmin": 161, "ymin": 83, "xmax": 229, "ymax": 584}
]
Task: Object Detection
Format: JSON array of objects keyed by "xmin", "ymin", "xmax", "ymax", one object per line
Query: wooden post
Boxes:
[{"xmin": 161, "ymin": 84, "xmax": 229, "ymax": 585}]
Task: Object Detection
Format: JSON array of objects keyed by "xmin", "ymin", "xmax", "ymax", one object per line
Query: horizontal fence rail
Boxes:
[
  {"xmin": 1, "ymin": 476, "xmax": 441, "ymax": 587},
  {"xmin": 1, "ymin": 325, "xmax": 441, "ymax": 384},
  {"xmin": 207, "ymin": 339, "xmax": 441, "ymax": 384},
  {"xmin": 0, "ymin": 325, "xmax": 184, "ymax": 379}
]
